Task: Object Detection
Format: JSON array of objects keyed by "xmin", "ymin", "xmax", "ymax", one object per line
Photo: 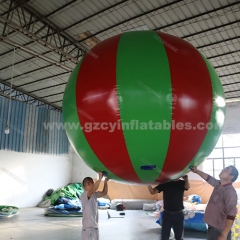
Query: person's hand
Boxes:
[
  {"xmin": 218, "ymin": 232, "xmax": 228, "ymax": 240},
  {"xmin": 182, "ymin": 175, "xmax": 188, "ymax": 180},
  {"xmin": 189, "ymin": 166, "xmax": 198, "ymax": 173},
  {"xmin": 104, "ymin": 177, "xmax": 109, "ymax": 182}
]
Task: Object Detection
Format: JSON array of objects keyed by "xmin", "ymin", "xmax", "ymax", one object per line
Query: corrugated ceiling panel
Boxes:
[
  {"xmin": 0, "ymin": 42, "xmax": 12, "ymax": 55},
  {"xmin": 1, "ymin": 0, "xmax": 240, "ymax": 104},
  {"xmin": 29, "ymin": 0, "xmax": 78, "ymax": 16}
]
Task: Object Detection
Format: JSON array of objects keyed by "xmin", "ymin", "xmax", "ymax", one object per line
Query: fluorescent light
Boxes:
[
  {"xmin": 5, "ymin": 125, "xmax": 10, "ymax": 134},
  {"xmin": 225, "ymin": 98, "xmax": 240, "ymax": 103}
]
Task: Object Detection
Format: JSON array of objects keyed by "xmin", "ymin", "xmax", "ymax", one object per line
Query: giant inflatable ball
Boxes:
[{"xmin": 63, "ymin": 31, "xmax": 225, "ymax": 184}]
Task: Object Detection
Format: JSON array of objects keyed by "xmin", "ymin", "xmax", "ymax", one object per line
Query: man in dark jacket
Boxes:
[{"xmin": 147, "ymin": 175, "xmax": 190, "ymax": 240}]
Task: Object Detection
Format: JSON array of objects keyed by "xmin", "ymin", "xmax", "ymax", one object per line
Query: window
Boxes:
[
  {"xmin": 223, "ymin": 134, "xmax": 240, "ymax": 147},
  {"xmin": 224, "ymin": 158, "xmax": 235, "ymax": 167},
  {"xmin": 203, "ymin": 133, "xmax": 240, "ymax": 181},
  {"xmin": 203, "ymin": 158, "xmax": 214, "ymax": 177},
  {"xmin": 208, "ymin": 149, "xmax": 223, "ymax": 158},
  {"xmin": 215, "ymin": 135, "xmax": 223, "ymax": 148},
  {"xmin": 224, "ymin": 148, "xmax": 240, "ymax": 158},
  {"xmin": 214, "ymin": 159, "xmax": 223, "ymax": 179},
  {"xmin": 235, "ymin": 158, "xmax": 240, "ymax": 170}
]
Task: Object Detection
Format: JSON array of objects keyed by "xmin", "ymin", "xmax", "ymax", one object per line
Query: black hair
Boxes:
[
  {"xmin": 82, "ymin": 177, "xmax": 94, "ymax": 187},
  {"xmin": 230, "ymin": 165, "xmax": 239, "ymax": 182}
]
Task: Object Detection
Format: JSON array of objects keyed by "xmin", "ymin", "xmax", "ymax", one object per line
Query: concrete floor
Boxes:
[{"xmin": 0, "ymin": 208, "xmax": 207, "ymax": 240}]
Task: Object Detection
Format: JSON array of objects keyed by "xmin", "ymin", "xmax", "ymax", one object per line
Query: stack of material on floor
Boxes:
[
  {"xmin": 156, "ymin": 195, "xmax": 207, "ymax": 232},
  {"xmin": 0, "ymin": 206, "xmax": 19, "ymax": 218},
  {"xmin": 143, "ymin": 203, "xmax": 156, "ymax": 211},
  {"xmin": 43, "ymin": 183, "xmax": 84, "ymax": 217},
  {"xmin": 44, "ymin": 198, "xmax": 83, "ymax": 217},
  {"xmin": 183, "ymin": 198, "xmax": 207, "ymax": 232},
  {"xmin": 97, "ymin": 198, "xmax": 111, "ymax": 209},
  {"xmin": 44, "ymin": 183, "xmax": 84, "ymax": 205},
  {"xmin": 111, "ymin": 199, "xmax": 156, "ymax": 210}
]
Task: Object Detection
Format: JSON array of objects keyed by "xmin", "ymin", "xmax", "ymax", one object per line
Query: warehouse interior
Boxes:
[{"xmin": 0, "ymin": 0, "xmax": 240, "ymax": 239}]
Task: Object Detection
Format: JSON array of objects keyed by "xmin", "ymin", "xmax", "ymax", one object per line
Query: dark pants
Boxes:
[
  {"xmin": 161, "ymin": 211, "xmax": 184, "ymax": 240},
  {"xmin": 207, "ymin": 225, "xmax": 231, "ymax": 240}
]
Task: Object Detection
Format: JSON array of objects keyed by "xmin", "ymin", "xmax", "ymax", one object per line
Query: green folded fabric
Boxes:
[
  {"xmin": 45, "ymin": 183, "xmax": 84, "ymax": 205},
  {"xmin": 0, "ymin": 206, "xmax": 19, "ymax": 218}
]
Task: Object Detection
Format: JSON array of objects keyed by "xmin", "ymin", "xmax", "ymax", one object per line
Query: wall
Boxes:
[
  {"xmin": 70, "ymin": 154, "xmax": 217, "ymax": 203},
  {"xmin": 223, "ymin": 101, "xmax": 240, "ymax": 134},
  {"xmin": 0, "ymin": 150, "xmax": 72, "ymax": 208},
  {"xmin": 70, "ymin": 153, "xmax": 219, "ymax": 203},
  {"xmin": 70, "ymin": 146, "xmax": 97, "ymax": 184},
  {"xmin": 97, "ymin": 179, "xmax": 240, "ymax": 204}
]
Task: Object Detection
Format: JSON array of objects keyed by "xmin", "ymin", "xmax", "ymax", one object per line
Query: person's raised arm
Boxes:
[
  {"xmin": 98, "ymin": 178, "xmax": 109, "ymax": 198},
  {"xmin": 87, "ymin": 172, "xmax": 103, "ymax": 197},
  {"xmin": 190, "ymin": 166, "xmax": 209, "ymax": 181},
  {"xmin": 147, "ymin": 185, "xmax": 159, "ymax": 195},
  {"xmin": 182, "ymin": 175, "xmax": 190, "ymax": 190}
]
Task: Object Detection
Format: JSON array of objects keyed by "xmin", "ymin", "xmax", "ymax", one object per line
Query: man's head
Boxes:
[
  {"xmin": 219, "ymin": 165, "xmax": 239, "ymax": 182},
  {"xmin": 82, "ymin": 177, "xmax": 94, "ymax": 190}
]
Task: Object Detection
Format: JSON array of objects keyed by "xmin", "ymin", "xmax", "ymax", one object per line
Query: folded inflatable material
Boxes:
[
  {"xmin": 111, "ymin": 199, "xmax": 156, "ymax": 210},
  {"xmin": 97, "ymin": 198, "xmax": 110, "ymax": 207},
  {"xmin": 0, "ymin": 205, "xmax": 19, "ymax": 218},
  {"xmin": 45, "ymin": 183, "xmax": 84, "ymax": 205},
  {"xmin": 44, "ymin": 207, "xmax": 83, "ymax": 217},
  {"xmin": 44, "ymin": 212, "xmax": 83, "ymax": 217},
  {"xmin": 184, "ymin": 211, "xmax": 207, "ymax": 232}
]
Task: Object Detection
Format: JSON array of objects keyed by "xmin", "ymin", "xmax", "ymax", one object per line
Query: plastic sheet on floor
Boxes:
[{"xmin": 0, "ymin": 206, "xmax": 19, "ymax": 218}]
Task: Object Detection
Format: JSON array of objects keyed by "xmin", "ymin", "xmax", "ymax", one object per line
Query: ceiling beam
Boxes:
[
  {"xmin": 63, "ymin": 0, "xmax": 129, "ymax": 31},
  {"xmin": 0, "ymin": 0, "xmax": 87, "ymax": 66},
  {"xmin": 0, "ymin": 35, "xmax": 73, "ymax": 72},
  {"xmin": 78, "ymin": 0, "xmax": 183, "ymax": 43},
  {"xmin": 28, "ymin": 83, "xmax": 65, "ymax": 94},
  {"xmin": 183, "ymin": 20, "xmax": 240, "ymax": 40},
  {"xmin": 0, "ymin": 79, "xmax": 61, "ymax": 110},
  {"xmin": 0, "ymin": 14, "xmax": 79, "ymax": 65},
  {"xmin": 153, "ymin": 1, "xmax": 239, "ymax": 32},
  {"xmin": 17, "ymin": 72, "xmax": 69, "ymax": 87},
  {"xmin": 223, "ymin": 81, "xmax": 240, "ymax": 87},
  {"xmin": 14, "ymin": 0, "xmax": 88, "ymax": 51}
]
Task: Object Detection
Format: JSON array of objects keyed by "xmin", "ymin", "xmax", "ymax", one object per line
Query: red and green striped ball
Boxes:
[{"xmin": 63, "ymin": 31, "xmax": 225, "ymax": 184}]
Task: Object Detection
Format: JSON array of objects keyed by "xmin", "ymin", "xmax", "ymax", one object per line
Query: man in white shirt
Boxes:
[{"xmin": 81, "ymin": 172, "xmax": 109, "ymax": 240}]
